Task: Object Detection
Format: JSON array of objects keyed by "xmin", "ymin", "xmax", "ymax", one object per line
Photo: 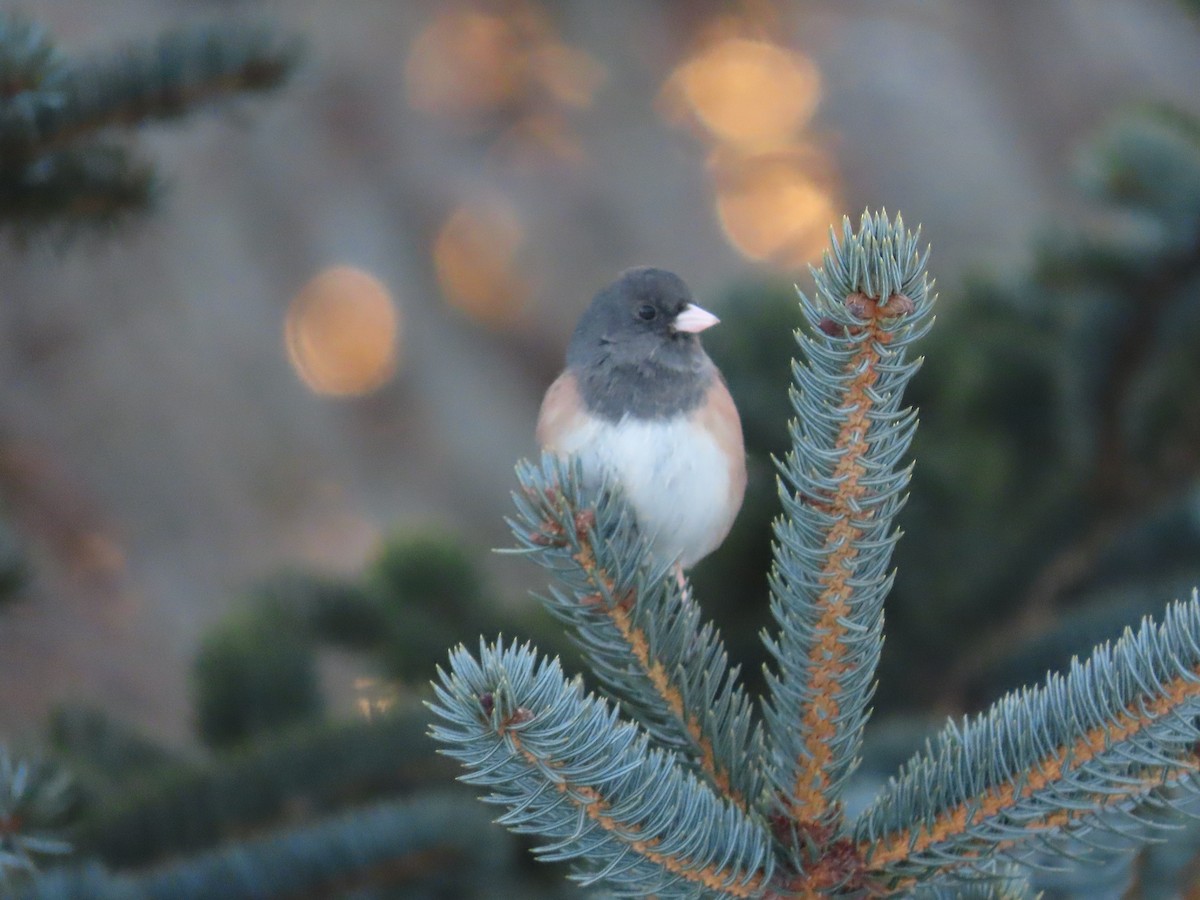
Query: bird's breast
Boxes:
[{"xmin": 548, "ymin": 412, "xmax": 740, "ymax": 568}]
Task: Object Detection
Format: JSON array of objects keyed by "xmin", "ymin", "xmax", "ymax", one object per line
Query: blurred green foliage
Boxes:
[
  {"xmin": 47, "ymin": 704, "xmax": 177, "ymax": 804},
  {"xmin": 0, "ymin": 511, "xmax": 29, "ymax": 606},
  {"xmin": 192, "ymin": 607, "xmax": 323, "ymax": 749},
  {"xmin": 9, "ymin": 531, "xmax": 573, "ymax": 898},
  {"xmin": 70, "ymin": 710, "xmax": 441, "ymax": 868},
  {"xmin": 362, "ymin": 531, "xmax": 495, "ymax": 681}
]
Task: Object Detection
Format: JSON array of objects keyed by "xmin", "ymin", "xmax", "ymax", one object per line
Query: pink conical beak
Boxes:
[{"xmin": 673, "ymin": 303, "xmax": 720, "ymax": 334}]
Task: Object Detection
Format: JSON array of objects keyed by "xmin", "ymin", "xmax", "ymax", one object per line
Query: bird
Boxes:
[{"xmin": 537, "ymin": 266, "xmax": 746, "ymax": 578}]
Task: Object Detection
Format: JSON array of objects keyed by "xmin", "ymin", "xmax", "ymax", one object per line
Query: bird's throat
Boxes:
[{"xmin": 576, "ymin": 359, "xmax": 712, "ymax": 422}]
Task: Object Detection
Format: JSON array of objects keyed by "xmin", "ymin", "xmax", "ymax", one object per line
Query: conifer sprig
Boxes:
[
  {"xmin": 429, "ymin": 639, "xmax": 775, "ymax": 897},
  {"xmin": 763, "ymin": 212, "xmax": 934, "ymax": 832},
  {"xmin": 507, "ymin": 454, "xmax": 766, "ymax": 811},
  {"xmin": 856, "ymin": 595, "xmax": 1200, "ymax": 884},
  {"xmin": 431, "ymin": 210, "xmax": 1200, "ymax": 898},
  {"xmin": 0, "ymin": 746, "xmax": 71, "ymax": 887}
]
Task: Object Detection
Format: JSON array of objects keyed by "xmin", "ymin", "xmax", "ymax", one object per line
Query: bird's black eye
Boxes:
[{"xmin": 637, "ymin": 304, "xmax": 657, "ymax": 321}]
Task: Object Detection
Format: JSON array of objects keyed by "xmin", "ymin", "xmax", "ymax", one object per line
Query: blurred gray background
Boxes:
[{"xmin": 3, "ymin": 0, "xmax": 1198, "ymax": 742}]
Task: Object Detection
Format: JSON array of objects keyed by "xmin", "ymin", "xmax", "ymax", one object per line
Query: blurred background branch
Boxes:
[{"xmin": 0, "ymin": 13, "xmax": 300, "ymax": 240}]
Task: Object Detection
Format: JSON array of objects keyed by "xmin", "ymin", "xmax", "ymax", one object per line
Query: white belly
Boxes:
[{"xmin": 554, "ymin": 414, "xmax": 733, "ymax": 568}]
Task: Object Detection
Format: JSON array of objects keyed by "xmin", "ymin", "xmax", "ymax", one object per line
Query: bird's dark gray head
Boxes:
[{"xmin": 566, "ymin": 267, "xmax": 718, "ymax": 421}]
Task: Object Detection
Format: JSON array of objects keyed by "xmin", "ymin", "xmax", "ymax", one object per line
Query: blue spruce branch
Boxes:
[
  {"xmin": 508, "ymin": 453, "xmax": 766, "ymax": 811},
  {"xmin": 855, "ymin": 594, "xmax": 1200, "ymax": 887},
  {"xmin": 0, "ymin": 746, "xmax": 71, "ymax": 889},
  {"xmin": 429, "ymin": 638, "xmax": 775, "ymax": 897},
  {"xmin": 762, "ymin": 212, "xmax": 934, "ymax": 836},
  {"xmin": 431, "ymin": 209, "xmax": 1200, "ymax": 898}
]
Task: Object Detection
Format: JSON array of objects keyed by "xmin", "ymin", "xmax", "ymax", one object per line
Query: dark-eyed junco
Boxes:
[{"xmin": 537, "ymin": 267, "xmax": 745, "ymax": 573}]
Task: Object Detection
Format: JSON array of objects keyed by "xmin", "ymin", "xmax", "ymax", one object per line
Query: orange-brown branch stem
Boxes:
[
  {"xmin": 866, "ymin": 670, "xmax": 1200, "ymax": 868},
  {"xmin": 570, "ymin": 523, "xmax": 744, "ymax": 808},
  {"xmin": 788, "ymin": 294, "xmax": 896, "ymax": 823},
  {"xmin": 503, "ymin": 727, "xmax": 766, "ymax": 897}
]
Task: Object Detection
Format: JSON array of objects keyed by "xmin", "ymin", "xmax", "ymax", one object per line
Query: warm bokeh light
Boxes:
[
  {"xmin": 659, "ymin": 23, "xmax": 838, "ymax": 270},
  {"xmin": 406, "ymin": 4, "xmax": 603, "ymax": 174},
  {"xmin": 405, "ymin": 10, "xmax": 528, "ymax": 120},
  {"xmin": 662, "ymin": 37, "xmax": 821, "ymax": 150},
  {"xmin": 353, "ymin": 677, "xmax": 400, "ymax": 722},
  {"xmin": 712, "ymin": 151, "xmax": 838, "ymax": 267},
  {"xmin": 406, "ymin": 6, "xmax": 604, "ymax": 124},
  {"xmin": 433, "ymin": 198, "xmax": 530, "ymax": 326},
  {"xmin": 285, "ymin": 266, "xmax": 400, "ymax": 397}
]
